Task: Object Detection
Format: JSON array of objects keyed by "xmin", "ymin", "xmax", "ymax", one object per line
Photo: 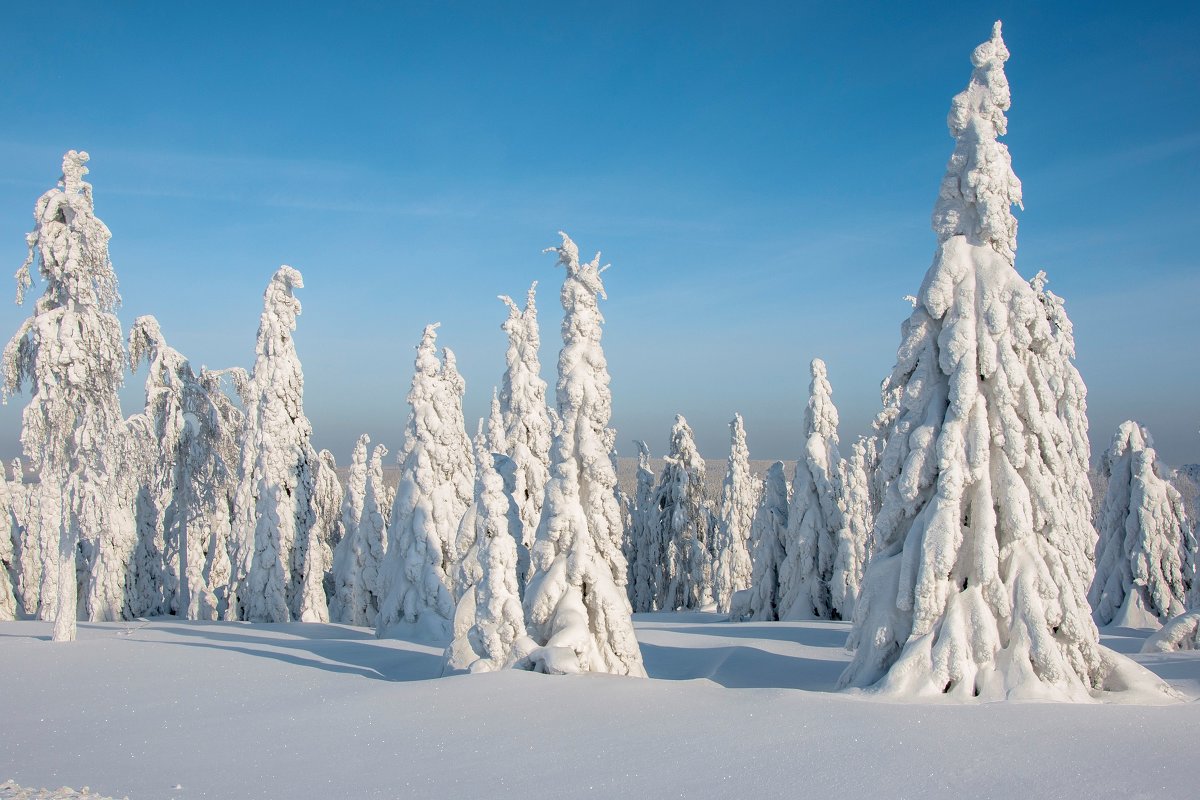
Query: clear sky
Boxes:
[{"xmin": 0, "ymin": 1, "xmax": 1196, "ymax": 468}]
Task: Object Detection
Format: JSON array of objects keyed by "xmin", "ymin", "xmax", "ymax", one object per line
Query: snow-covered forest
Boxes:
[{"xmin": 2, "ymin": 17, "xmax": 1198, "ymax": 800}]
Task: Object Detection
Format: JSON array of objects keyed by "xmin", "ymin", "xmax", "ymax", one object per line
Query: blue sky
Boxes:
[{"xmin": 0, "ymin": 1, "xmax": 1197, "ymax": 467}]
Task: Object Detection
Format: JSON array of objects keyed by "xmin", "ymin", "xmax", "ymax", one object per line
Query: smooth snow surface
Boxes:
[{"xmin": 1, "ymin": 617, "xmax": 1197, "ymax": 799}]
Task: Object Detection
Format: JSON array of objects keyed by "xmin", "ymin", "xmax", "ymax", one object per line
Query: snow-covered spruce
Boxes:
[
  {"xmin": 298, "ymin": 449, "xmax": 341, "ymax": 623},
  {"xmin": 740, "ymin": 461, "xmax": 790, "ymax": 621},
  {"xmin": 0, "ymin": 465, "xmax": 16, "ymax": 620},
  {"xmin": 840, "ymin": 24, "xmax": 1155, "ymax": 701},
  {"xmin": 497, "ymin": 284, "xmax": 552, "ymax": 587},
  {"xmin": 830, "ymin": 438, "xmax": 873, "ymax": 621},
  {"xmin": 711, "ymin": 414, "xmax": 756, "ymax": 614},
  {"xmin": 629, "ymin": 440, "xmax": 659, "ymax": 612},
  {"xmin": 648, "ymin": 415, "xmax": 715, "ymax": 612},
  {"xmin": 330, "ymin": 434, "xmax": 369, "ymax": 624},
  {"xmin": 376, "ymin": 324, "xmax": 472, "ymax": 640},
  {"xmin": 1089, "ymin": 422, "xmax": 1192, "ymax": 628},
  {"xmin": 230, "ymin": 266, "xmax": 326, "ymax": 623},
  {"xmin": 444, "ymin": 437, "xmax": 534, "ymax": 673},
  {"xmin": 3, "ymin": 151, "xmax": 136, "ymax": 640},
  {"xmin": 193, "ymin": 367, "xmax": 245, "ymax": 620},
  {"xmin": 778, "ymin": 359, "xmax": 845, "ymax": 620},
  {"xmin": 519, "ymin": 233, "xmax": 645, "ymax": 676}
]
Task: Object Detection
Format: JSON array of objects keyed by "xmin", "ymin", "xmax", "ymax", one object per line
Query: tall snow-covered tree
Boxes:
[
  {"xmin": 497, "ymin": 283, "xmax": 552, "ymax": 585},
  {"xmin": 520, "ymin": 233, "xmax": 645, "ymax": 676},
  {"xmin": 840, "ymin": 24, "xmax": 1114, "ymax": 700},
  {"xmin": 231, "ymin": 266, "xmax": 325, "ymax": 623},
  {"xmin": 444, "ymin": 438, "xmax": 533, "ymax": 673},
  {"xmin": 194, "ymin": 367, "xmax": 245, "ymax": 620},
  {"xmin": 778, "ymin": 359, "xmax": 845, "ymax": 620},
  {"xmin": 830, "ymin": 439, "xmax": 872, "ymax": 621},
  {"xmin": 629, "ymin": 440, "xmax": 658, "ymax": 612},
  {"xmin": 2, "ymin": 151, "xmax": 135, "ymax": 640},
  {"xmin": 739, "ymin": 461, "xmax": 790, "ymax": 621},
  {"xmin": 1089, "ymin": 422, "xmax": 1192, "ymax": 627},
  {"xmin": 296, "ymin": 449, "xmax": 341, "ymax": 623},
  {"xmin": 712, "ymin": 413, "xmax": 756, "ymax": 613},
  {"xmin": 648, "ymin": 415, "xmax": 714, "ymax": 611},
  {"xmin": 376, "ymin": 324, "xmax": 472, "ymax": 639},
  {"xmin": 0, "ymin": 467, "xmax": 16, "ymax": 620}
]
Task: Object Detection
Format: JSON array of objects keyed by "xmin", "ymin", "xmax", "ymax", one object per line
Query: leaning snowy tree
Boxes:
[
  {"xmin": 519, "ymin": 233, "xmax": 645, "ymax": 676},
  {"xmin": 3, "ymin": 151, "xmax": 140, "ymax": 640},
  {"xmin": 230, "ymin": 266, "xmax": 326, "ymax": 623},
  {"xmin": 375, "ymin": 324, "xmax": 472, "ymax": 639},
  {"xmin": 778, "ymin": 359, "xmax": 846, "ymax": 620},
  {"xmin": 712, "ymin": 414, "xmax": 756, "ymax": 614},
  {"xmin": 497, "ymin": 283, "xmax": 552, "ymax": 587},
  {"xmin": 840, "ymin": 23, "xmax": 1168, "ymax": 700},
  {"xmin": 739, "ymin": 461, "xmax": 790, "ymax": 621},
  {"xmin": 1089, "ymin": 421, "xmax": 1192, "ymax": 627},
  {"xmin": 649, "ymin": 415, "xmax": 715, "ymax": 612}
]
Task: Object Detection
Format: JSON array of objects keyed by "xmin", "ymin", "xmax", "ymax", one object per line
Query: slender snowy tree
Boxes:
[
  {"xmin": 376, "ymin": 324, "xmax": 472, "ymax": 639},
  {"xmin": 629, "ymin": 440, "xmax": 659, "ymax": 612},
  {"xmin": 231, "ymin": 266, "xmax": 324, "ymax": 623},
  {"xmin": 485, "ymin": 389, "xmax": 506, "ymax": 454},
  {"xmin": 194, "ymin": 367, "xmax": 245, "ymax": 620},
  {"xmin": 444, "ymin": 438, "xmax": 534, "ymax": 673},
  {"xmin": 497, "ymin": 284, "xmax": 552, "ymax": 586},
  {"xmin": 740, "ymin": 461, "xmax": 790, "ymax": 621},
  {"xmin": 648, "ymin": 415, "xmax": 715, "ymax": 611},
  {"xmin": 830, "ymin": 438, "xmax": 872, "ymax": 620},
  {"xmin": 330, "ymin": 434, "xmax": 370, "ymax": 624},
  {"xmin": 712, "ymin": 413, "xmax": 756, "ymax": 613},
  {"xmin": 519, "ymin": 233, "xmax": 645, "ymax": 676},
  {"xmin": 3, "ymin": 151, "xmax": 134, "ymax": 640},
  {"xmin": 296, "ymin": 450, "xmax": 341, "ymax": 623},
  {"xmin": 1089, "ymin": 422, "xmax": 1192, "ymax": 627},
  {"xmin": 840, "ymin": 24, "xmax": 1118, "ymax": 700},
  {"xmin": 778, "ymin": 359, "xmax": 845, "ymax": 620}
]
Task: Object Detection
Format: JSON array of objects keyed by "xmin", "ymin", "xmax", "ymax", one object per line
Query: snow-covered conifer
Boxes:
[
  {"xmin": 0, "ymin": 467, "xmax": 15, "ymax": 620},
  {"xmin": 830, "ymin": 439, "xmax": 872, "ymax": 620},
  {"xmin": 520, "ymin": 233, "xmax": 644, "ymax": 676},
  {"xmin": 778, "ymin": 359, "xmax": 845, "ymax": 620},
  {"xmin": 232, "ymin": 266, "xmax": 324, "ymax": 623},
  {"xmin": 1089, "ymin": 422, "xmax": 1191, "ymax": 627},
  {"xmin": 840, "ymin": 24, "xmax": 1115, "ymax": 700},
  {"xmin": 485, "ymin": 389, "xmax": 506, "ymax": 454},
  {"xmin": 629, "ymin": 441, "xmax": 659, "ymax": 612},
  {"xmin": 296, "ymin": 450, "xmax": 341, "ymax": 623},
  {"xmin": 330, "ymin": 434, "xmax": 369, "ymax": 624},
  {"xmin": 194, "ymin": 367, "xmax": 245, "ymax": 620},
  {"xmin": 740, "ymin": 461, "xmax": 790, "ymax": 621},
  {"xmin": 712, "ymin": 414, "xmax": 755, "ymax": 613},
  {"xmin": 496, "ymin": 284, "xmax": 552, "ymax": 583},
  {"xmin": 3, "ymin": 151, "xmax": 132, "ymax": 640},
  {"xmin": 376, "ymin": 324, "xmax": 472, "ymax": 639},
  {"xmin": 647, "ymin": 415, "xmax": 714, "ymax": 611},
  {"xmin": 444, "ymin": 439, "xmax": 533, "ymax": 673}
]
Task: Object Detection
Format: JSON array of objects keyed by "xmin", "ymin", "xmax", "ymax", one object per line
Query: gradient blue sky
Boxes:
[{"xmin": 1, "ymin": 1, "xmax": 1197, "ymax": 468}]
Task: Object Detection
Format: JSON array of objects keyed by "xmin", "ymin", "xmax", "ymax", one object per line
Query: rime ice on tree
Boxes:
[
  {"xmin": 741, "ymin": 462, "xmax": 790, "ymax": 621},
  {"xmin": 376, "ymin": 324, "xmax": 472, "ymax": 640},
  {"xmin": 778, "ymin": 359, "xmax": 845, "ymax": 620},
  {"xmin": 649, "ymin": 415, "xmax": 715, "ymax": 611},
  {"xmin": 1089, "ymin": 422, "xmax": 1192, "ymax": 628},
  {"xmin": 497, "ymin": 284, "xmax": 552, "ymax": 588},
  {"xmin": 519, "ymin": 233, "xmax": 645, "ymax": 676},
  {"xmin": 840, "ymin": 24, "xmax": 1156, "ymax": 701},
  {"xmin": 231, "ymin": 266, "xmax": 325, "ymax": 623},
  {"xmin": 831, "ymin": 439, "xmax": 873, "ymax": 620},
  {"xmin": 3, "ymin": 151, "xmax": 133, "ymax": 640},
  {"xmin": 712, "ymin": 414, "xmax": 756, "ymax": 614},
  {"xmin": 629, "ymin": 440, "xmax": 659, "ymax": 612}
]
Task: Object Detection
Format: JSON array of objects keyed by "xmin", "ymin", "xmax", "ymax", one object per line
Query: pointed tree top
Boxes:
[{"xmin": 61, "ymin": 150, "xmax": 91, "ymax": 196}]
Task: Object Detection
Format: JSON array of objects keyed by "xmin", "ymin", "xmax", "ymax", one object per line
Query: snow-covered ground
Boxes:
[{"xmin": 2, "ymin": 616, "xmax": 1197, "ymax": 799}]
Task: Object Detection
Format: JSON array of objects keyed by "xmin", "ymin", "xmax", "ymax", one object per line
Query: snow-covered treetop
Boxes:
[
  {"xmin": 259, "ymin": 266, "xmax": 304, "ymax": 357},
  {"xmin": 486, "ymin": 388, "xmax": 506, "ymax": 454},
  {"xmin": 931, "ymin": 20, "xmax": 1023, "ymax": 264},
  {"xmin": 546, "ymin": 231, "xmax": 610, "ymax": 344},
  {"xmin": 15, "ymin": 150, "xmax": 119, "ymax": 311},
  {"xmin": 806, "ymin": 359, "xmax": 839, "ymax": 443}
]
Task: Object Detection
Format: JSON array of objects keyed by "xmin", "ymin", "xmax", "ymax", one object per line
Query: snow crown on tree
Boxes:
[{"xmin": 932, "ymin": 21, "xmax": 1023, "ymax": 264}]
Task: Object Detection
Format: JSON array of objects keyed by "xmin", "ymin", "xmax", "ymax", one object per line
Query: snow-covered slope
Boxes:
[{"xmin": 1, "ymin": 617, "xmax": 1197, "ymax": 799}]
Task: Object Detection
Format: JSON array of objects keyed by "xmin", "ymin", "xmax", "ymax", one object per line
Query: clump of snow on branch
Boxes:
[
  {"xmin": 1089, "ymin": 422, "xmax": 1192, "ymax": 628},
  {"xmin": 518, "ymin": 233, "xmax": 644, "ymax": 676}
]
